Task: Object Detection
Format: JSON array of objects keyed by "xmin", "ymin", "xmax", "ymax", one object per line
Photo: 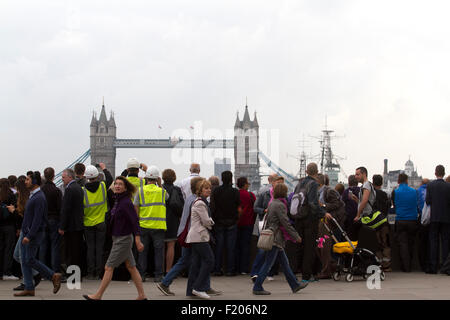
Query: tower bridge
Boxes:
[{"xmin": 56, "ymin": 102, "xmax": 298, "ymax": 190}]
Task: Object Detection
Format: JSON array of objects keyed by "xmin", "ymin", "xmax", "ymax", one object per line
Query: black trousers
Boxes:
[
  {"xmin": 395, "ymin": 220, "xmax": 419, "ymax": 272},
  {"xmin": 62, "ymin": 230, "xmax": 84, "ymax": 272},
  {"xmin": 0, "ymin": 225, "xmax": 16, "ymax": 276},
  {"xmin": 294, "ymin": 217, "xmax": 320, "ymax": 280},
  {"xmin": 417, "ymin": 224, "xmax": 430, "ymax": 272},
  {"xmin": 429, "ymin": 222, "xmax": 450, "ymax": 272}
]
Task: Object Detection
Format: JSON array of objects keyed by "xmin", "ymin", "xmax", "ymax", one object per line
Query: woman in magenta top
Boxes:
[{"xmin": 83, "ymin": 176, "xmax": 146, "ymax": 300}]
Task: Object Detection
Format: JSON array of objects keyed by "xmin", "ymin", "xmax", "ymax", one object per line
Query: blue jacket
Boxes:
[
  {"xmin": 22, "ymin": 189, "xmax": 48, "ymax": 241},
  {"xmin": 393, "ymin": 183, "xmax": 418, "ymax": 221},
  {"xmin": 416, "ymin": 184, "xmax": 427, "ymax": 212}
]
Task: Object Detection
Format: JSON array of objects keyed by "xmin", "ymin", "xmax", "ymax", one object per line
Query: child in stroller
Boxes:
[{"xmin": 323, "ymin": 217, "xmax": 386, "ymax": 282}]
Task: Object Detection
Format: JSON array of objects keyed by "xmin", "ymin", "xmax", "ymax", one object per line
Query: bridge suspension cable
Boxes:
[
  {"xmin": 258, "ymin": 152, "xmax": 297, "ymax": 189},
  {"xmin": 54, "ymin": 149, "xmax": 91, "ymax": 187}
]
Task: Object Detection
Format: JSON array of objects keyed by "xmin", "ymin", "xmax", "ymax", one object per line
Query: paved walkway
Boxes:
[{"xmin": 1, "ymin": 272, "xmax": 449, "ymax": 300}]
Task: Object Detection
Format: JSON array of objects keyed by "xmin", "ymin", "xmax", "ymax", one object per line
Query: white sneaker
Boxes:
[
  {"xmin": 192, "ymin": 289, "xmax": 210, "ymax": 299},
  {"xmin": 3, "ymin": 275, "xmax": 19, "ymax": 280},
  {"xmin": 267, "ymin": 276, "xmax": 274, "ymax": 281}
]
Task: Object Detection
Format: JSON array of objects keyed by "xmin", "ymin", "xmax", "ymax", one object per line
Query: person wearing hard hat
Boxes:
[
  {"xmin": 83, "ymin": 164, "xmax": 113, "ymax": 280},
  {"xmin": 134, "ymin": 166, "xmax": 169, "ymax": 283},
  {"xmin": 122, "ymin": 158, "xmax": 147, "ymax": 197}
]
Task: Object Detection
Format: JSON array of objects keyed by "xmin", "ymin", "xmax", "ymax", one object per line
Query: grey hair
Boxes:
[{"xmin": 63, "ymin": 169, "xmax": 76, "ymax": 180}]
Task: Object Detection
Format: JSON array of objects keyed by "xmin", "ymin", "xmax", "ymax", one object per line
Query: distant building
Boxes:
[
  {"xmin": 383, "ymin": 158, "xmax": 422, "ymax": 194},
  {"xmin": 234, "ymin": 105, "xmax": 261, "ymax": 192},
  {"xmin": 214, "ymin": 158, "xmax": 232, "ymax": 183}
]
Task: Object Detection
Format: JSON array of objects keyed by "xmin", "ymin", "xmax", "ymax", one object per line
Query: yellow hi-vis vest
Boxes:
[
  {"xmin": 138, "ymin": 183, "xmax": 167, "ymax": 230},
  {"xmin": 127, "ymin": 176, "xmax": 144, "ymax": 198},
  {"xmin": 83, "ymin": 181, "xmax": 108, "ymax": 227}
]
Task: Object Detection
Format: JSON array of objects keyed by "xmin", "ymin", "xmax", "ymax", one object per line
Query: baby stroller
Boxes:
[{"xmin": 322, "ymin": 217, "xmax": 386, "ymax": 282}]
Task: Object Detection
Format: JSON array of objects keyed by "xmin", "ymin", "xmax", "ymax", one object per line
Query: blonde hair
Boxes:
[{"xmin": 196, "ymin": 179, "xmax": 212, "ymax": 196}]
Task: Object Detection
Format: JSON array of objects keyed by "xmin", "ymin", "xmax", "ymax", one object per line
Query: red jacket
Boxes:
[{"xmin": 237, "ymin": 189, "xmax": 256, "ymax": 227}]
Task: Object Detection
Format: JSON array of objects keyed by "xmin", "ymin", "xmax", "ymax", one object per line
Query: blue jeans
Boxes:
[
  {"xmin": 39, "ymin": 219, "xmax": 62, "ymax": 272},
  {"xmin": 214, "ymin": 225, "xmax": 237, "ymax": 273},
  {"xmin": 251, "ymin": 248, "xmax": 277, "ymax": 277},
  {"xmin": 188, "ymin": 242, "xmax": 214, "ymax": 293},
  {"xmin": 162, "ymin": 247, "xmax": 191, "ymax": 286},
  {"xmin": 236, "ymin": 226, "xmax": 253, "ymax": 273},
  {"xmin": 161, "ymin": 247, "xmax": 211, "ymax": 295},
  {"xmin": 253, "ymin": 246, "xmax": 300, "ymax": 292},
  {"xmin": 21, "ymin": 231, "xmax": 55, "ymax": 291},
  {"xmin": 138, "ymin": 228, "xmax": 165, "ymax": 278},
  {"xmin": 14, "ymin": 232, "xmax": 38, "ymax": 277}
]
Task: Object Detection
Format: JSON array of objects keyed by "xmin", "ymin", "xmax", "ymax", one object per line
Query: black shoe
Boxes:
[
  {"xmin": 13, "ymin": 283, "xmax": 25, "ymax": 291},
  {"xmin": 293, "ymin": 281, "xmax": 309, "ymax": 293},
  {"xmin": 253, "ymin": 290, "xmax": 271, "ymax": 295},
  {"xmin": 83, "ymin": 294, "xmax": 100, "ymax": 301},
  {"xmin": 33, "ymin": 274, "xmax": 41, "ymax": 288},
  {"xmin": 425, "ymin": 270, "xmax": 437, "ymax": 274}
]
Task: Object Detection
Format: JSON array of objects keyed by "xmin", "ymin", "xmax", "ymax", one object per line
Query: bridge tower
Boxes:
[
  {"xmin": 234, "ymin": 104, "xmax": 261, "ymax": 191},
  {"xmin": 90, "ymin": 102, "xmax": 117, "ymax": 176}
]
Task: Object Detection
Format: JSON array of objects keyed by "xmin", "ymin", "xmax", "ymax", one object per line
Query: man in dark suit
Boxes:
[
  {"xmin": 58, "ymin": 169, "xmax": 85, "ymax": 275},
  {"xmin": 426, "ymin": 165, "xmax": 450, "ymax": 274}
]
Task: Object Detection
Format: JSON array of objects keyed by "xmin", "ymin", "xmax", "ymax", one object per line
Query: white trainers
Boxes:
[
  {"xmin": 3, "ymin": 275, "xmax": 19, "ymax": 280},
  {"xmin": 192, "ymin": 289, "xmax": 210, "ymax": 299},
  {"xmin": 267, "ymin": 276, "xmax": 274, "ymax": 281}
]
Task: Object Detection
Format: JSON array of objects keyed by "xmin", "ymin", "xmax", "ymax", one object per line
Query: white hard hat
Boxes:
[
  {"xmin": 127, "ymin": 158, "xmax": 140, "ymax": 169},
  {"xmin": 85, "ymin": 165, "xmax": 99, "ymax": 179},
  {"xmin": 145, "ymin": 166, "xmax": 160, "ymax": 179}
]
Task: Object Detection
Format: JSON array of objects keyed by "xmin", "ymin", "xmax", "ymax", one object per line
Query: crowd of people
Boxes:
[{"xmin": 0, "ymin": 159, "xmax": 449, "ymax": 299}]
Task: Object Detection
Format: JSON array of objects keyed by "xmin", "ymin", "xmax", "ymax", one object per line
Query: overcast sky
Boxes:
[{"xmin": 1, "ymin": 0, "xmax": 449, "ymax": 183}]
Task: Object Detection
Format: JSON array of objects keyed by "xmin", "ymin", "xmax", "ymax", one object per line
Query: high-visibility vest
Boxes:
[
  {"xmin": 138, "ymin": 183, "xmax": 167, "ymax": 230},
  {"xmin": 127, "ymin": 176, "xmax": 144, "ymax": 197},
  {"xmin": 127, "ymin": 176, "xmax": 144, "ymax": 191},
  {"xmin": 83, "ymin": 181, "xmax": 108, "ymax": 227},
  {"xmin": 361, "ymin": 211, "xmax": 387, "ymax": 230}
]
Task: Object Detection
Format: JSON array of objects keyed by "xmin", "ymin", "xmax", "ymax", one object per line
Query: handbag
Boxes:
[{"xmin": 257, "ymin": 212, "xmax": 275, "ymax": 251}]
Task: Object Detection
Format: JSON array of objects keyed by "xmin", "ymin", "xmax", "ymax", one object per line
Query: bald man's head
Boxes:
[{"xmin": 190, "ymin": 163, "xmax": 200, "ymax": 174}]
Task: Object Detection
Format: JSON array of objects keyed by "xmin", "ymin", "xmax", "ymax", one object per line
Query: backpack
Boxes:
[
  {"xmin": 177, "ymin": 199, "xmax": 199, "ymax": 248},
  {"xmin": 360, "ymin": 182, "xmax": 388, "ymax": 230},
  {"xmin": 167, "ymin": 186, "xmax": 184, "ymax": 218},
  {"xmin": 290, "ymin": 180, "xmax": 314, "ymax": 219}
]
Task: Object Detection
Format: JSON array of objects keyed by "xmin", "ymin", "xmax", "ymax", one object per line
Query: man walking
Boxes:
[{"xmin": 14, "ymin": 172, "xmax": 62, "ymax": 297}]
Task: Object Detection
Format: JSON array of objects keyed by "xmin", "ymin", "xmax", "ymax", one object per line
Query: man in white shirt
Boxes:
[{"xmin": 177, "ymin": 163, "xmax": 201, "ymax": 200}]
